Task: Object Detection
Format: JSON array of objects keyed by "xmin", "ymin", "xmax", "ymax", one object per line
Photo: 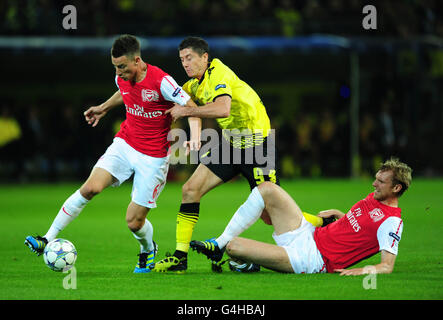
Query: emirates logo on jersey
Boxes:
[
  {"xmin": 141, "ymin": 89, "xmax": 159, "ymax": 102},
  {"xmin": 369, "ymin": 208, "xmax": 385, "ymax": 222},
  {"xmin": 126, "ymin": 104, "xmax": 163, "ymax": 119}
]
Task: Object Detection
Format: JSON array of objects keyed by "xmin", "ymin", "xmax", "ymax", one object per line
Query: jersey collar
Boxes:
[{"xmin": 198, "ymin": 60, "xmax": 214, "ymax": 85}]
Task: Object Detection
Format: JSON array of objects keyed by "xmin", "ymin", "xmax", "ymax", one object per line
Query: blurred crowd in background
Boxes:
[{"xmin": 1, "ymin": 0, "xmax": 442, "ymax": 182}]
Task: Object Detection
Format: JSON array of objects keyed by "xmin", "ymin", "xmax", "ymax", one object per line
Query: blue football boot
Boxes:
[
  {"xmin": 24, "ymin": 235, "xmax": 48, "ymax": 256},
  {"xmin": 134, "ymin": 241, "xmax": 158, "ymax": 273}
]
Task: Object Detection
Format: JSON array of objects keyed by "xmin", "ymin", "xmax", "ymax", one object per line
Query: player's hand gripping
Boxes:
[
  {"xmin": 84, "ymin": 105, "xmax": 107, "ymax": 127},
  {"xmin": 165, "ymin": 103, "xmax": 189, "ymax": 122}
]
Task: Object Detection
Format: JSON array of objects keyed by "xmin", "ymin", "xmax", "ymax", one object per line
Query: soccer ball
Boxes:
[{"xmin": 43, "ymin": 238, "xmax": 77, "ymax": 272}]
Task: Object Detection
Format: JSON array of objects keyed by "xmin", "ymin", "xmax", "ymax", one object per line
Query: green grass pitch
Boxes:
[{"xmin": 0, "ymin": 178, "xmax": 442, "ymax": 300}]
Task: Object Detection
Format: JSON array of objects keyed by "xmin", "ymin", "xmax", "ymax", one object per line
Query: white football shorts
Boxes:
[
  {"xmin": 94, "ymin": 137, "xmax": 169, "ymax": 208},
  {"xmin": 273, "ymin": 217, "xmax": 327, "ymax": 274}
]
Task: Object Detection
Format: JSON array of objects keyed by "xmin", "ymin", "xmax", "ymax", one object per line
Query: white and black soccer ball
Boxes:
[{"xmin": 43, "ymin": 238, "xmax": 77, "ymax": 272}]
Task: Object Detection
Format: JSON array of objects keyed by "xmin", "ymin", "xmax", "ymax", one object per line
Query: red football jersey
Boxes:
[
  {"xmin": 115, "ymin": 64, "xmax": 189, "ymax": 157},
  {"xmin": 314, "ymin": 193, "xmax": 403, "ymax": 272}
]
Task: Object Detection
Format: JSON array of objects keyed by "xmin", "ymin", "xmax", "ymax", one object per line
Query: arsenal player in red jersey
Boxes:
[
  {"xmin": 25, "ymin": 35, "xmax": 201, "ymax": 273},
  {"xmin": 192, "ymin": 157, "xmax": 412, "ymax": 275}
]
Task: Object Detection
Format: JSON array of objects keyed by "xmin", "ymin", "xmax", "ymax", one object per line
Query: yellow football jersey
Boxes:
[{"xmin": 182, "ymin": 58, "xmax": 271, "ymax": 148}]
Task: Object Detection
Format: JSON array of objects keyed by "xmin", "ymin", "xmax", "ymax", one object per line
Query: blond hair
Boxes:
[{"xmin": 379, "ymin": 157, "xmax": 412, "ymax": 197}]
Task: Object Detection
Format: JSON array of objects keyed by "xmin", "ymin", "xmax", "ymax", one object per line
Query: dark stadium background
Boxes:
[{"xmin": 1, "ymin": 0, "xmax": 442, "ymax": 183}]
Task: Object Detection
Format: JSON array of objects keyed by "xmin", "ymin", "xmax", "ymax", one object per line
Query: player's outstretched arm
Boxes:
[
  {"xmin": 335, "ymin": 250, "xmax": 397, "ymax": 276},
  {"xmin": 84, "ymin": 90, "xmax": 123, "ymax": 127}
]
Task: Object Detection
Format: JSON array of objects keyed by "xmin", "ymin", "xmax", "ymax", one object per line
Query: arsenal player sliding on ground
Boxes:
[
  {"xmin": 24, "ymin": 34, "xmax": 201, "ymax": 273},
  {"xmin": 191, "ymin": 157, "xmax": 412, "ymax": 275}
]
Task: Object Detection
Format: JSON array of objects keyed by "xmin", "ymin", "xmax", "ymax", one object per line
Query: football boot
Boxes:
[
  {"xmin": 190, "ymin": 237, "xmax": 225, "ymax": 262},
  {"xmin": 24, "ymin": 235, "xmax": 48, "ymax": 256},
  {"xmin": 228, "ymin": 260, "xmax": 261, "ymax": 273},
  {"xmin": 150, "ymin": 255, "xmax": 187, "ymax": 274},
  {"xmin": 134, "ymin": 241, "xmax": 158, "ymax": 273}
]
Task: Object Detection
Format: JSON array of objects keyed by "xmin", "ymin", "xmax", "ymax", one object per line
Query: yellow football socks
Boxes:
[{"xmin": 176, "ymin": 203, "xmax": 200, "ymax": 253}]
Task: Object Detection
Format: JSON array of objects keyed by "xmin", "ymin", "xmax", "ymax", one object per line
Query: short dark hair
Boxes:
[
  {"xmin": 111, "ymin": 34, "xmax": 140, "ymax": 58},
  {"xmin": 179, "ymin": 36, "xmax": 209, "ymax": 57}
]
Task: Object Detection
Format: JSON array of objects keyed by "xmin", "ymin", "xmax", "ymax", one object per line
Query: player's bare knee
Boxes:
[
  {"xmin": 126, "ymin": 217, "xmax": 143, "ymax": 232},
  {"xmin": 225, "ymin": 240, "xmax": 235, "ymax": 257},
  {"xmin": 226, "ymin": 238, "xmax": 244, "ymax": 258},
  {"xmin": 257, "ymin": 182, "xmax": 277, "ymax": 204},
  {"xmin": 127, "ymin": 224, "xmax": 142, "ymax": 233},
  {"xmin": 79, "ymin": 183, "xmax": 103, "ymax": 200},
  {"xmin": 182, "ymin": 181, "xmax": 201, "ymax": 202}
]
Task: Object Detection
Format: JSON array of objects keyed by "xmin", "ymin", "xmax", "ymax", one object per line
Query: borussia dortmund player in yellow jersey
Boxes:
[{"xmin": 151, "ymin": 37, "xmax": 328, "ymax": 273}]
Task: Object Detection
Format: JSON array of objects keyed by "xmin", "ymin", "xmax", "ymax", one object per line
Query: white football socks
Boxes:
[
  {"xmin": 44, "ymin": 190, "xmax": 89, "ymax": 242},
  {"xmin": 215, "ymin": 187, "xmax": 265, "ymax": 249},
  {"xmin": 132, "ymin": 219, "xmax": 154, "ymax": 253}
]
